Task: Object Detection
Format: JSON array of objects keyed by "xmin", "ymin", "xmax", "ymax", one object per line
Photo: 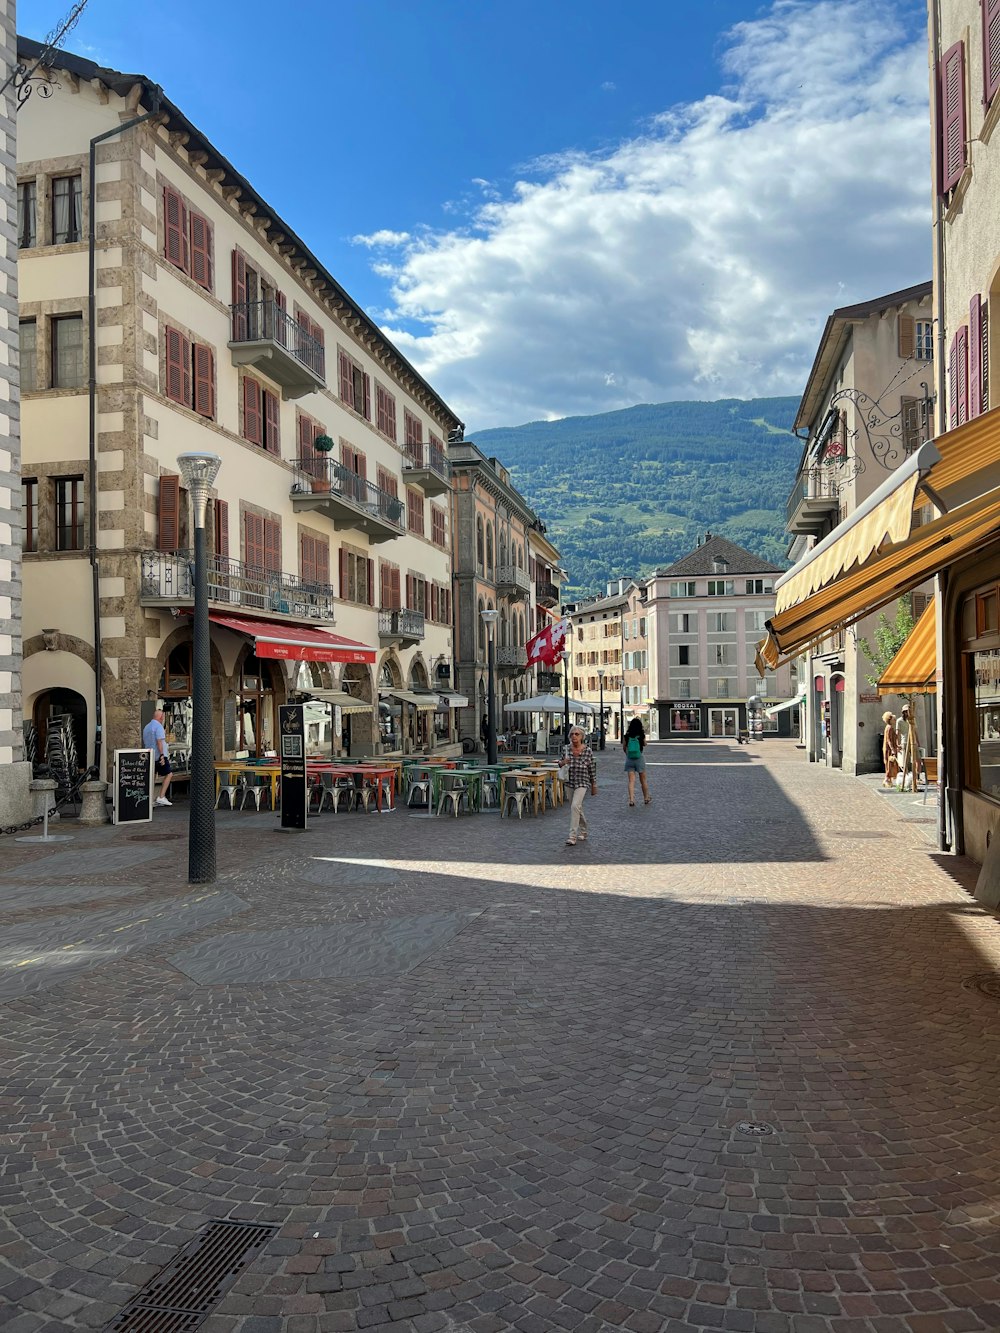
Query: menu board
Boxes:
[
  {"xmin": 279, "ymin": 704, "xmax": 307, "ymax": 830},
  {"xmin": 113, "ymin": 748, "xmax": 153, "ymax": 825}
]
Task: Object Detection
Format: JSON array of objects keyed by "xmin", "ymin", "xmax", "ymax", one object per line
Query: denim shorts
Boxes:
[{"xmin": 624, "ymin": 754, "xmax": 645, "ymax": 773}]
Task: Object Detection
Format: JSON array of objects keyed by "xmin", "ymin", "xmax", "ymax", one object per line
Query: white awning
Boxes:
[
  {"xmin": 301, "ymin": 689, "xmax": 371, "ymax": 714},
  {"xmin": 381, "ymin": 689, "xmax": 438, "ymax": 711},
  {"xmin": 765, "ymin": 693, "xmax": 805, "ymax": 717}
]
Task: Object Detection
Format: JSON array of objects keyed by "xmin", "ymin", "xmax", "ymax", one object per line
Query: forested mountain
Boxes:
[{"xmin": 470, "ymin": 397, "xmax": 801, "ymax": 597}]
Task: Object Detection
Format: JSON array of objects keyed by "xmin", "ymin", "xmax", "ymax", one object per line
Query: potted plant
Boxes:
[{"xmin": 311, "ymin": 434, "xmax": 334, "ymax": 492}]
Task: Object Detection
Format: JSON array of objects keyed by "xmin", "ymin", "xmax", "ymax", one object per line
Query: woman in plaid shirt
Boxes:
[{"xmin": 563, "ymin": 725, "xmax": 598, "ymax": 846}]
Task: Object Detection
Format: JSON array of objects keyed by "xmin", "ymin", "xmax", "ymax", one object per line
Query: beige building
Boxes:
[
  {"xmin": 17, "ymin": 39, "xmax": 463, "ymax": 775},
  {"xmin": 566, "ymin": 579, "xmax": 648, "ymax": 743},
  {"xmin": 786, "ymin": 283, "xmax": 934, "ymax": 773}
]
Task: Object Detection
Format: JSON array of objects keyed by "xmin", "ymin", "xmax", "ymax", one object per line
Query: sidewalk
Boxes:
[{"xmin": 1, "ymin": 739, "xmax": 997, "ymax": 1332}]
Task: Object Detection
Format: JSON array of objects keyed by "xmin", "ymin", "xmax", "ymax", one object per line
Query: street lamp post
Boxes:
[
  {"xmin": 597, "ymin": 667, "xmax": 606, "ymax": 750},
  {"xmin": 481, "ymin": 607, "xmax": 499, "ymax": 765},
  {"xmin": 177, "ymin": 451, "xmax": 222, "ymax": 884},
  {"xmin": 561, "ymin": 648, "xmax": 571, "ymax": 740}
]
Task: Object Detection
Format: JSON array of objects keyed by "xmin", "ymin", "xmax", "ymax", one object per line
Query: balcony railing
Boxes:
[
  {"xmin": 496, "ymin": 563, "xmax": 531, "ymax": 599},
  {"xmin": 535, "ymin": 578, "xmax": 559, "ymax": 607},
  {"xmin": 496, "ymin": 644, "xmax": 528, "ymax": 670},
  {"xmin": 291, "ymin": 457, "xmax": 406, "ymax": 543},
  {"xmin": 140, "ymin": 550, "xmax": 336, "ymax": 620},
  {"xmin": 403, "ymin": 442, "xmax": 450, "ymax": 496},
  {"xmin": 378, "ymin": 607, "xmax": 425, "ymax": 644},
  {"xmin": 229, "ymin": 300, "xmax": 325, "ymax": 397},
  {"xmin": 786, "ymin": 467, "xmax": 839, "ymax": 532}
]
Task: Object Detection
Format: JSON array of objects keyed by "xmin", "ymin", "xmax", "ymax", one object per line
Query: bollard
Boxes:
[
  {"xmin": 29, "ymin": 777, "xmax": 59, "ymax": 821},
  {"xmin": 77, "ymin": 780, "xmax": 110, "ymax": 826}
]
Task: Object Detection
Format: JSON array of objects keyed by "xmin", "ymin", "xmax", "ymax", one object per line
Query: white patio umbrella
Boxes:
[{"xmin": 503, "ymin": 693, "xmax": 595, "ymax": 715}]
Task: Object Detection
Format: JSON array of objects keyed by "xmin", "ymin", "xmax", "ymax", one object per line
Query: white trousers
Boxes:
[{"xmin": 568, "ymin": 785, "xmax": 588, "ymax": 837}]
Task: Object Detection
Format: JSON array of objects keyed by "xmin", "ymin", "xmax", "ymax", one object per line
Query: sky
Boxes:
[{"xmin": 25, "ymin": 0, "xmax": 932, "ymax": 431}]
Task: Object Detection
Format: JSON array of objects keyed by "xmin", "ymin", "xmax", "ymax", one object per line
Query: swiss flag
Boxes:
[{"xmin": 526, "ymin": 617, "xmax": 569, "ymax": 667}]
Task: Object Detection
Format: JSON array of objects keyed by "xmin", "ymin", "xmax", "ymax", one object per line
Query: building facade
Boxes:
[
  {"xmin": 449, "ymin": 443, "xmax": 552, "ymax": 744},
  {"xmin": 646, "ymin": 535, "xmax": 795, "ymax": 739},
  {"xmin": 787, "ymin": 283, "xmax": 935, "ymax": 774},
  {"xmin": 565, "ymin": 578, "xmax": 650, "ymax": 742},
  {"xmin": 17, "ymin": 40, "xmax": 462, "ymax": 775}
]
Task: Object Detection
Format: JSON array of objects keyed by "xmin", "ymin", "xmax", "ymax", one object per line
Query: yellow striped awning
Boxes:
[{"xmin": 877, "ymin": 599, "xmax": 937, "ymax": 695}]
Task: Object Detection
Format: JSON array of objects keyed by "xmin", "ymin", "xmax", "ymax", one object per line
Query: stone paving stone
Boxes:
[
  {"xmin": 0, "ymin": 882, "xmax": 151, "ymax": 910},
  {"xmin": 2, "ymin": 741, "xmax": 1000, "ymax": 1332}
]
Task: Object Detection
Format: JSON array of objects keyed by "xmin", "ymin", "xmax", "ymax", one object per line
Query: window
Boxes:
[
  {"xmin": 670, "ymin": 581, "xmax": 696, "ymax": 597},
  {"xmin": 19, "ymin": 319, "xmax": 36, "ymax": 392},
  {"xmin": 707, "ymin": 580, "xmax": 733, "ymax": 596},
  {"xmin": 916, "ymin": 321, "xmax": 933, "ymax": 361},
  {"xmin": 745, "ymin": 579, "xmax": 773, "ymax": 595},
  {"xmin": 342, "ymin": 444, "xmax": 367, "ymax": 504},
  {"xmin": 54, "ymin": 476, "xmax": 84, "ymax": 551},
  {"xmin": 407, "ymin": 487, "xmax": 424, "ymax": 536},
  {"xmin": 898, "ymin": 315, "xmax": 933, "ymax": 361},
  {"xmin": 623, "ymin": 620, "xmax": 630, "ymax": 640},
  {"xmin": 404, "ymin": 410, "xmax": 423, "ymax": 465},
  {"xmin": 950, "ymin": 325, "xmax": 970, "ymax": 428},
  {"xmin": 406, "ymin": 573, "xmax": 428, "ymax": 614},
  {"xmin": 52, "ymin": 175, "xmax": 82, "ymax": 245},
  {"xmin": 715, "ymin": 644, "xmax": 735, "ymax": 665},
  {"xmin": 163, "ymin": 185, "xmax": 214, "ymax": 290},
  {"xmin": 709, "ymin": 612, "xmax": 733, "ymax": 632},
  {"xmin": 745, "ymin": 610, "xmax": 768, "ymax": 632},
  {"xmin": 299, "ymin": 531, "xmax": 331, "ymax": 587},
  {"xmin": 338, "ymin": 348, "xmax": 370, "ymax": 419},
  {"xmin": 985, "ymin": 0, "xmax": 1000, "ymax": 105},
  {"xmin": 243, "ymin": 513, "xmax": 280, "ymax": 572},
  {"xmin": 51, "ymin": 315, "xmax": 84, "ymax": 388},
  {"xmin": 938, "ymin": 41, "xmax": 967, "ymax": 195},
  {"xmin": 715, "ymin": 678, "xmax": 730, "ymax": 697},
  {"xmin": 678, "ymin": 645, "xmax": 690, "ymax": 666},
  {"xmin": 376, "ymin": 383, "xmax": 397, "ymax": 440},
  {"xmin": 340, "ymin": 549, "xmax": 373, "ymax": 605},
  {"xmin": 377, "ymin": 467, "xmax": 399, "ymax": 501},
  {"xmin": 970, "ymin": 294, "xmax": 986, "ymax": 421},
  {"xmin": 164, "ymin": 327, "xmax": 215, "ymax": 419},
  {"xmin": 17, "ymin": 181, "xmax": 36, "ymax": 248},
  {"xmin": 22, "ymin": 478, "xmax": 37, "ymax": 553},
  {"xmin": 639, "ymin": 618, "xmax": 646, "ymax": 637},
  {"xmin": 380, "ymin": 561, "xmax": 402, "ymax": 610},
  {"xmin": 670, "ymin": 705, "xmax": 700, "ymax": 733},
  {"xmin": 431, "ymin": 505, "xmax": 446, "ymax": 547},
  {"xmin": 242, "ymin": 378, "xmax": 280, "ymax": 452}
]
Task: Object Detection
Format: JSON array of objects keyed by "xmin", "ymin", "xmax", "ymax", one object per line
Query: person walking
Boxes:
[
  {"xmin": 881, "ymin": 710, "xmax": 900, "ymax": 789},
  {"xmin": 623, "ymin": 718, "xmax": 651, "ymax": 806},
  {"xmin": 563, "ymin": 725, "xmax": 597, "ymax": 846},
  {"xmin": 143, "ymin": 704, "xmax": 173, "ymax": 807}
]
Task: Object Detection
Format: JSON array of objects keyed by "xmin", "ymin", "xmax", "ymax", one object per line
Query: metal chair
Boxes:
[
  {"xmin": 354, "ymin": 778, "xmax": 378, "ymax": 813},
  {"xmin": 481, "ymin": 774, "xmax": 500, "ymax": 808},
  {"xmin": 407, "ymin": 776, "xmax": 431, "ymax": 808},
  {"xmin": 437, "ymin": 775, "xmax": 468, "ymax": 817},
  {"xmin": 240, "ymin": 775, "xmax": 269, "ymax": 811},
  {"xmin": 502, "ymin": 780, "xmax": 531, "ymax": 819},
  {"xmin": 215, "ymin": 775, "xmax": 242, "ymax": 810}
]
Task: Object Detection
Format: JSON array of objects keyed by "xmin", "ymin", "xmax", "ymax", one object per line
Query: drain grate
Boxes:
[
  {"xmin": 963, "ymin": 973, "xmax": 1000, "ymax": 1000},
  {"xmin": 735, "ymin": 1120, "xmax": 776, "ymax": 1136},
  {"xmin": 104, "ymin": 1220, "xmax": 278, "ymax": 1332}
]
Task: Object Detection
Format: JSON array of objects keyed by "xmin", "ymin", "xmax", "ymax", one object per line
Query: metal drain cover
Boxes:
[
  {"xmin": 104, "ymin": 1220, "xmax": 277, "ymax": 1331},
  {"xmin": 735, "ymin": 1120, "xmax": 776, "ymax": 1136},
  {"xmin": 963, "ymin": 973, "xmax": 1000, "ymax": 999}
]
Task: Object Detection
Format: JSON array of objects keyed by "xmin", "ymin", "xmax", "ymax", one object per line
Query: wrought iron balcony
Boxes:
[
  {"xmin": 139, "ymin": 550, "xmax": 336, "ymax": 620},
  {"xmin": 786, "ymin": 467, "xmax": 839, "ymax": 535},
  {"xmin": 496, "ymin": 644, "xmax": 528, "ymax": 673},
  {"xmin": 291, "ymin": 457, "xmax": 405, "ymax": 544},
  {"xmin": 535, "ymin": 578, "xmax": 559, "ymax": 608},
  {"xmin": 403, "ymin": 442, "xmax": 450, "ymax": 496},
  {"xmin": 229, "ymin": 299, "xmax": 325, "ymax": 399},
  {"xmin": 496, "ymin": 563, "xmax": 531, "ymax": 600},
  {"xmin": 536, "ymin": 670, "xmax": 561, "ymax": 691},
  {"xmin": 378, "ymin": 607, "xmax": 425, "ymax": 646}
]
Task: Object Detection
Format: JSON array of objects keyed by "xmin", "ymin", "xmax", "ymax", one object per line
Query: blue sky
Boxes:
[{"xmin": 25, "ymin": 0, "xmax": 931, "ymax": 429}]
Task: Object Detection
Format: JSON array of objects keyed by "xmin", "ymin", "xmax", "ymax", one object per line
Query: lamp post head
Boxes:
[
  {"xmin": 597, "ymin": 667, "xmax": 605, "ymax": 682},
  {"xmin": 480, "ymin": 607, "xmax": 499, "ymax": 630},
  {"xmin": 177, "ymin": 451, "xmax": 222, "ymax": 527}
]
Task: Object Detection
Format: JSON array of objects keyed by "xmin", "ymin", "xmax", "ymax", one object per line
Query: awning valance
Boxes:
[
  {"xmin": 877, "ymin": 599, "xmax": 937, "ymax": 695},
  {"xmin": 301, "ymin": 689, "xmax": 372, "ymax": 713},
  {"xmin": 435, "ymin": 691, "xmax": 470, "ymax": 709},
  {"xmin": 381, "ymin": 689, "xmax": 437, "ymax": 711},
  {"xmin": 209, "ymin": 613, "xmax": 376, "ymax": 663},
  {"xmin": 765, "ymin": 692, "xmax": 806, "ymax": 717}
]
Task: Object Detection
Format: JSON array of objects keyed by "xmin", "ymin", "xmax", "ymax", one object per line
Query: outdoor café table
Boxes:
[
  {"xmin": 500, "ymin": 768, "xmax": 550, "ymax": 817},
  {"xmin": 214, "ymin": 761, "xmax": 281, "ymax": 809},
  {"xmin": 535, "ymin": 764, "xmax": 564, "ymax": 807},
  {"xmin": 309, "ymin": 762, "xmax": 396, "ymax": 812}
]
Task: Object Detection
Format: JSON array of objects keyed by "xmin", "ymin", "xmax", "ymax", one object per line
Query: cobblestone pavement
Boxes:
[{"xmin": 2, "ymin": 739, "xmax": 999, "ymax": 1333}]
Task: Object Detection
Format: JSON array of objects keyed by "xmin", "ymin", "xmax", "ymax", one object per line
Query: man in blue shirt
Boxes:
[{"xmin": 142, "ymin": 705, "xmax": 173, "ymax": 807}]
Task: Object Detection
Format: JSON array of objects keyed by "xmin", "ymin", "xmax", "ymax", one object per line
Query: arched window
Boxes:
[
  {"xmin": 501, "ymin": 607, "xmax": 509, "ymax": 647},
  {"xmin": 477, "ymin": 596, "xmax": 485, "ymax": 657},
  {"xmin": 499, "ymin": 532, "xmax": 508, "ymax": 570},
  {"xmin": 486, "ymin": 526, "xmax": 494, "ymax": 578},
  {"xmin": 476, "ymin": 517, "xmax": 484, "ymax": 573},
  {"xmin": 516, "ymin": 545, "xmax": 523, "ymax": 569}
]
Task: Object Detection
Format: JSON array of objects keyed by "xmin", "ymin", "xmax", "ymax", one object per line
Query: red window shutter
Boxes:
[
  {"xmin": 193, "ymin": 343, "xmax": 215, "ymax": 418},
  {"xmin": 939, "ymin": 41, "xmax": 967, "ymax": 194},
  {"xmin": 315, "ymin": 539, "xmax": 329, "ymax": 586},
  {"xmin": 189, "ymin": 212, "xmax": 213, "ymax": 290},
  {"xmin": 391, "ymin": 567, "xmax": 400, "ymax": 609},
  {"xmin": 244, "ymin": 512, "xmax": 263, "ymax": 569},
  {"xmin": 985, "ymin": 0, "xmax": 1000, "ymax": 103},
  {"xmin": 366, "ymin": 558, "xmax": 374, "ymax": 607},
  {"xmin": 430, "ymin": 585, "xmax": 438, "ymax": 622},
  {"xmin": 264, "ymin": 518, "xmax": 281, "ymax": 573},
  {"xmin": 362, "ymin": 373, "xmax": 371, "ymax": 421},
  {"xmin": 971, "ymin": 294, "xmax": 983, "ymax": 419},
  {"xmin": 263, "ymin": 389, "xmax": 280, "ymax": 453},
  {"xmin": 232, "ymin": 250, "xmax": 247, "ymax": 338},
  {"xmin": 406, "ymin": 574, "xmax": 414, "ymax": 609},
  {"xmin": 214, "ymin": 498, "xmax": 229, "ymax": 558},
  {"xmin": 300, "ymin": 532, "xmax": 315, "ymax": 583},
  {"xmin": 158, "ymin": 474, "xmax": 180, "ymax": 551},
  {"xmin": 339, "ymin": 547, "xmax": 348, "ymax": 599},
  {"xmin": 380, "ymin": 562, "xmax": 390, "ymax": 607},
  {"xmin": 164, "ymin": 326, "xmax": 190, "ymax": 405},
  {"xmin": 339, "ymin": 350, "xmax": 354, "ymax": 408},
  {"xmin": 163, "ymin": 186, "xmax": 188, "ymax": 272},
  {"xmin": 957, "ymin": 324, "xmax": 970, "ymax": 425},
  {"xmin": 243, "ymin": 378, "xmax": 262, "ymax": 445}
]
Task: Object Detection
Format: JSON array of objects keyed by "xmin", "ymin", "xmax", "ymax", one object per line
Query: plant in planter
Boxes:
[{"xmin": 311, "ymin": 434, "xmax": 334, "ymax": 492}]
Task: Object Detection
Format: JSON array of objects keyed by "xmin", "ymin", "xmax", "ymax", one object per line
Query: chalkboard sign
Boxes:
[
  {"xmin": 113, "ymin": 748, "xmax": 153, "ymax": 825},
  {"xmin": 279, "ymin": 704, "xmax": 307, "ymax": 830}
]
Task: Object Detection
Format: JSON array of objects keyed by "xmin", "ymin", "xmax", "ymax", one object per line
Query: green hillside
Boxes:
[{"xmin": 470, "ymin": 397, "xmax": 801, "ymax": 597}]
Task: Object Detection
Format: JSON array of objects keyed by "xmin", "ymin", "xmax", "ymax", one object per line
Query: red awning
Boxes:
[{"xmin": 208, "ymin": 613, "xmax": 376, "ymax": 664}]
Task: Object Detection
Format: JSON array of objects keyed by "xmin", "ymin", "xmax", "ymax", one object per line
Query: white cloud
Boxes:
[
  {"xmin": 366, "ymin": 0, "xmax": 930, "ymax": 429},
  {"xmin": 601, "ymin": 81, "xmax": 617, "ymax": 93},
  {"xmin": 351, "ymin": 229, "xmax": 411, "ymax": 249}
]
